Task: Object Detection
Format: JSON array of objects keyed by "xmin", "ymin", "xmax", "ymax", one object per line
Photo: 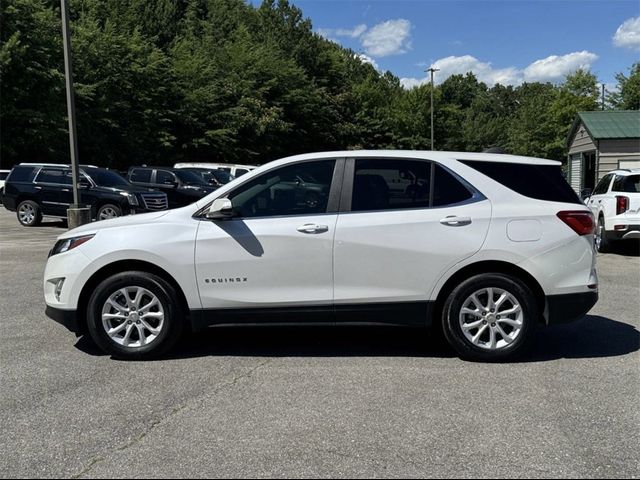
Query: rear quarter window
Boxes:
[
  {"xmin": 613, "ymin": 175, "xmax": 640, "ymax": 193},
  {"xmin": 460, "ymin": 160, "xmax": 582, "ymax": 204},
  {"xmin": 6, "ymin": 166, "xmax": 37, "ymax": 183}
]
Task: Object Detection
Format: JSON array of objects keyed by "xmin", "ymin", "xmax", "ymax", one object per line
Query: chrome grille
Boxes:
[{"xmin": 141, "ymin": 192, "xmax": 168, "ymax": 211}]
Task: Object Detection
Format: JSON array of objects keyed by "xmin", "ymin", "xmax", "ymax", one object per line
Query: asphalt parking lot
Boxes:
[{"xmin": 0, "ymin": 208, "xmax": 638, "ymax": 479}]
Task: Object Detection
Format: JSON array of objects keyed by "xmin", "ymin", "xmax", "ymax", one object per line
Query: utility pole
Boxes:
[
  {"xmin": 601, "ymin": 83, "xmax": 606, "ymax": 110},
  {"xmin": 426, "ymin": 68, "xmax": 439, "ymax": 150},
  {"xmin": 60, "ymin": 0, "xmax": 90, "ymax": 228}
]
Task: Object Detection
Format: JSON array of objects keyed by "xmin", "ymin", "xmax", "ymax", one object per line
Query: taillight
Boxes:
[
  {"xmin": 557, "ymin": 211, "xmax": 595, "ymax": 236},
  {"xmin": 616, "ymin": 196, "xmax": 629, "ymax": 215}
]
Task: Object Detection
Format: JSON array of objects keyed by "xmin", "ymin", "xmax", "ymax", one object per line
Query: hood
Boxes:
[{"xmin": 58, "ymin": 210, "xmax": 170, "ymax": 239}]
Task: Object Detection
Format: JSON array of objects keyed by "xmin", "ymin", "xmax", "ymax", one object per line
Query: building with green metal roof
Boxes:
[{"xmin": 566, "ymin": 110, "xmax": 640, "ymax": 194}]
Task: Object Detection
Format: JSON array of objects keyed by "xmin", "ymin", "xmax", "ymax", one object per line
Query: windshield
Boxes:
[
  {"xmin": 175, "ymin": 170, "xmax": 208, "ymax": 185},
  {"xmin": 86, "ymin": 169, "xmax": 129, "ymax": 187}
]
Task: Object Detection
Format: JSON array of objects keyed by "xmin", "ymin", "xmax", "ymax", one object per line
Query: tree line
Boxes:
[{"xmin": 1, "ymin": 0, "xmax": 638, "ymax": 170}]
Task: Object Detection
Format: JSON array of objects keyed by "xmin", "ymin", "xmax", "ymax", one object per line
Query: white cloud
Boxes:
[
  {"xmin": 613, "ymin": 16, "xmax": 640, "ymax": 50},
  {"xmin": 361, "ymin": 19, "xmax": 412, "ymax": 57},
  {"xmin": 523, "ymin": 51, "xmax": 598, "ymax": 82},
  {"xmin": 400, "ymin": 51, "xmax": 598, "ymax": 89},
  {"xmin": 318, "ymin": 24, "xmax": 368, "ymax": 41},
  {"xmin": 356, "ymin": 53, "xmax": 379, "ymax": 71}
]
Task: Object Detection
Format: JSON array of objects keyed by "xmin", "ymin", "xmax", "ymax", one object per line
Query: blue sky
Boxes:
[{"xmin": 251, "ymin": 0, "xmax": 640, "ymax": 89}]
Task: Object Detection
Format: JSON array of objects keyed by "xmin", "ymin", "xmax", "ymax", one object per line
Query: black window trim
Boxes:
[
  {"xmin": 129, "ymin": 168, "xmax": 154, "ymax": 185},
  {"xmin": 339, "ymin": 157, "xmax": 485, "ymax": 214},
  {"xmin": 153, "ymin": 169, "xmax": 178, "ymax": 187},
  {"xmin": 195, "ymin": 157, "xmax": 346, "ymax": 220},
  {"xmin": 34, "ymin": 167, "xmax": 74, "ymax": 187}
]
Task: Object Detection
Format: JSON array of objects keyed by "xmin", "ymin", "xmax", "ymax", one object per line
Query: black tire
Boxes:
[
  {"xmin": 96, "ymin": 203, "xmax": 123, "ymax": 221},
  {"xmin": 86, "ymin": 271, "xmax": 184, "ymax": 359},
  {"xmin": 441, "ymin": 273, "xmax": 538, "ymax": 362},
  {"xmin": 595, "ymin": 216, "xmax": 612, "ymax": 253},
  {"xmin": 16, "ymin": 200, "xmax": 43, "ymax": 226}
]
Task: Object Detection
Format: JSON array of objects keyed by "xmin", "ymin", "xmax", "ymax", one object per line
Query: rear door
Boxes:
[
  {"xmin": 33, "ymin": 167, "xmax": 72, "ymax": 216},
  {"xmin": 333, "ymin": 157, "xmax": 491, "ymax": 320}
]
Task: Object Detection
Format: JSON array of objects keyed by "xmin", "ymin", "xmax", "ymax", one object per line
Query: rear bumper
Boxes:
[
  {"xmin": 545, "ymin": 291, "xmax": 598, "ymax": 324},
  {"xmin": 608, "ymin": 224, "xmax": 640, "ymax": 240},
  {"xmin": 45, "ymin": 306, "xmax": 80, "ymax": 335}
]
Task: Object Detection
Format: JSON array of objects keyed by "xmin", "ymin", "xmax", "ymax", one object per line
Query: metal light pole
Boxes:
[
  {"xmin": 61, "ymin": 0, "xmax": 90, "ymax": 228},
  {"xmin": 426, "ymin": 67, "xmax": 439, "ymax": 150}
]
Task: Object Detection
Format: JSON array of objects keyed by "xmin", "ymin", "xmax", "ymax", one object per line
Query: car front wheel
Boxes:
[
  {"xmin": 97, "ymin": 204, "xmax": 123, "ymax": 221},
  {"xmin": 442, "ymin": 273, "xmax": 538, "ymax": 362},
  {"xmin": 86, "ymin": 271, "xmax": 184, "ymax": 359}
]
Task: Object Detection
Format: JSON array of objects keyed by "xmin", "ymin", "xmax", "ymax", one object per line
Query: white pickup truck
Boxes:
[{"xmin": 585, "ymin": 169, "xmax": 640, "ymax": 252}]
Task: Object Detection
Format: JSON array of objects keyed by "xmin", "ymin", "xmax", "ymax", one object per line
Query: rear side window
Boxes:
[
  {"xmin": 235, "ymin": 169, "xmax": 249, "ymax": 177},
  {"xmin": 460, "ymin": 160, "xmax": 582, "ymax": 204},
  {"xmin": 593, "ymin": 174, "xmax": 613, "ymax": 195},
  {"xmin": 6, "ymin": 166, "xmax": 36, "ymax": 182},
  {"xmin": 0, "ymin": 172, "xmax": 8, "ymax": 181},
  {"xmin": 35, "ymin": 168, "xmax": 72, "ymax": 185},
  {"xmin": 130, "ymin": 169, "xmax": 152, "ymax": 183},
  {"xmin": 351, "ymin": 159, "xmax": 474, "ymax": 212},
  {"xmin": 613, "ymin": 174, "xmax": 640, "ymax": 193}
]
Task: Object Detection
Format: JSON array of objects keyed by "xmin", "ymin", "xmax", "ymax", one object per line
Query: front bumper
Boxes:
[
  {"xmin": 545, "ymin": 291, "xmax": 598, "ymax": 324},
  {"xmin": 45, "ymin": 306, "xmax": 80, "ymax": 335}
]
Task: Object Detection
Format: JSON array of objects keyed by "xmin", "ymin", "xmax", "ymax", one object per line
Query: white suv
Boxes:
[
  {"xmin": 585, "ymin": 169, "xmax": 640, "ymax": 252},
  {"xmin": 44, "ymin": 151, "xmax": 598, "ymax": 361}
]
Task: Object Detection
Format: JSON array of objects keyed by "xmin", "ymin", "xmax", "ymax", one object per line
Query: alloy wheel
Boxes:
[
  {"xmin": 99, "ymin": 207, "xmax": 120, "ymax": 220},
  {"xmin": 101, "ymin": 286, "xmax": 165, "ymax": 348},
  {"xmin": 18, "ymin": 203, "xmax": 35, "ymax": 225},
  {"xmin": 459, "ymin": 287, "xmax": 524, "ymax": 350}
]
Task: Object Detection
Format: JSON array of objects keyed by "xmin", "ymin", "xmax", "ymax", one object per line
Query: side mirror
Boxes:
[
  {"xmin": 205, "ymin": 198, "xmax": 234, "ymax": 220},
  {"xmin": 580, "ymin": 188, "xmax": 592, "ymax": 200}
]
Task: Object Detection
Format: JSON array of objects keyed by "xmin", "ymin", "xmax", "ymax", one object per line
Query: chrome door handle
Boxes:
[
  {"xmin": 34, "ymin": 186, "xmax": 42, "ymax": 190},
  {"xmin": 62, "ymin": 189, "xmax": 70, "ymax": 192},
  {"xmin": 440, "ymin": 216, "xmax": 472, "ymax": 226},
  {"xmin": 297, "ymin": 224, "xmax": 329, "ymax": 234}
]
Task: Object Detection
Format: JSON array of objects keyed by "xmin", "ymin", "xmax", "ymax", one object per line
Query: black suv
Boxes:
[
  {"xmin": 2, "ymin": 164, "xmax": 168, "ymax": 226},
  {"xmin": 127, "ymin": 167, "xmax": 216, "ymax": 208}
]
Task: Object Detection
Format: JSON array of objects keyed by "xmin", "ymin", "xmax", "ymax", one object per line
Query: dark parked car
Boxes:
[
  {"xmin": 175, "ymin": 167, "xmax": 234, "ymax": 187},
  {"xmin": 2, "ymin": 164, "xmax": 168, "ymax": 226},
  {"xmin": 127, "ymin": 167, "xmax": 216, "ymax": 208}
]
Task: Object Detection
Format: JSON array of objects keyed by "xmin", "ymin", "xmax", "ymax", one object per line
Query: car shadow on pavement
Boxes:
[
  {"xmin": 74, "ymin": 315, "xmax": 638, "ymax": 362},
  {"xmin": 519, "ymin": 315, "xmax": 639, "ymax": 362},
  {"xmin": 605, "ymin": 242, "xmax": 640, "ymax": 257}
]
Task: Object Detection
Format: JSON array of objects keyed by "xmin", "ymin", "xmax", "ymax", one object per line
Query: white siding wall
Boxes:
[{"xmin": 569, "ymin": 154, "xmax": 582, "ymax": 192}]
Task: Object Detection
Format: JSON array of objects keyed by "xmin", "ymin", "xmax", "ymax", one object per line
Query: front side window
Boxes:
[
  {"xmin": 130, "ymin": 169, "xmax": 152, "ymax": 183},
  {"xmin": 36, "ymin": 168, "xmax": 72, "ymax": 185},
  {"xmin": 156, "ymin": 170, "xmax": 177, "ymax": 185},
  {"xmin": 227, "ymin": 160, "xmax": 335, "ymax": 218},
  {"xmin": 86, "ymin": 169, "xmax": 129, "ymax": 187},
  {"xmin": 612, "ymin": 174, "xmax": 640, "ymax": 193}
]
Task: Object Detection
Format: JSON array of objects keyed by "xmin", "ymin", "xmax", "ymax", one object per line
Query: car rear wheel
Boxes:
[
  {"xmin": 86, "ymin": 271, "xmax": 184, "ymax": 359},
  {"xmin": 595, "ymin": 217, "xmax": 612, "ymax": 253},
  {"xmin": 97, "ymin": 204, "xmax": 122, "ymax": 221},
  {"xmin": 442, "ymin": 273, "xmax": 538, "ymax": 362},
  {"xmin": 17, "ymin": 200, "xmax": 42, "ymax": 227}
]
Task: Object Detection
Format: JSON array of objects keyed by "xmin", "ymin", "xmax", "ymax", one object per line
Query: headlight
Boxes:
[
  {"xmin": 49, "ymin": 234, "xmax": 95, "ymax": 257},
  {"xmin": 120, "ymin": 192, "xmax": 139, "ymax": 206}
]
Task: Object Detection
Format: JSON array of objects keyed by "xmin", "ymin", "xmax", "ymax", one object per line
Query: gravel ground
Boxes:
[{"xmin": 0, "ymin": 208, "xmax": 638, "ymax": 478}]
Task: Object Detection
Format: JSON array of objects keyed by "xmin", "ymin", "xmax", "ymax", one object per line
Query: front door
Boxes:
[
  {"xmin": 195, "ymin": 159, "xmax": 341, "ymax": 312},
  {"xmin": 333, "ymin": 158, "xmax": 492, "ymax": 319}
]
